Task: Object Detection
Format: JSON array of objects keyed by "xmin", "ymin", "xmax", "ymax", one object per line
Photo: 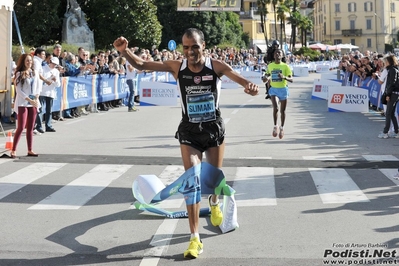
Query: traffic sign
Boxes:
[{"xmin": 168, "ymin": 40, "xmax": 176, "ymax": 51}]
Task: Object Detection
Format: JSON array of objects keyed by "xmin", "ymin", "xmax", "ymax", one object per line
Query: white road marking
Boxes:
[
  {"xmin": 309, "ymin": 168, "xmax": 369, "ymax": 204},
  {"xmin": 0, "ymin": 163, "xmax": 66, "ymax": 200},
  {"xmin": 29, "ymin": 164, "xmax": 131, "ymax": 210},
  {"xmin": 239, "ymin": 156, "xmax": 272, "ymax": 159},
  {"xmin": 156, "ymin": 165, "xmax": 185, "ymax": 209},
  {"xmin": 139, "ymin": 219, "xmax": 179, "ymax": 266},
  {"xmin": 379, "ymin": 169, "xmax": 399, "ymax": 186},
  {"xmin": 138, "ymin": 166, "xmax": 184, "ymax": 266},
  {"xmin": 234, "ymin": 167, "xmax": 277, "ymax": 206},
  {"xmin": 0, "ymin": 159, "xmax": 11, "ymax": 165},
  {"xmin": 362, "ymin": 155, "xmax": 399, "ymax": 161},
  {"xmin": 303, "ymin": 156, "xmax": 337, "ymax": 161}
]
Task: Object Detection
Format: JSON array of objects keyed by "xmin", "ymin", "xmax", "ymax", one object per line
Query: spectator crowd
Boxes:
[{"xmin": 10, "ymin": 42, "xmax": 398, "ymax": 137}]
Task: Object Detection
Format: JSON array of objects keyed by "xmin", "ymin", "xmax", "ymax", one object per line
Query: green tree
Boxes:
[
  {"xmin": 287, "ymin": 9, "xmax": 301, "ymax": 49},
  {"xmin": 13, "ymin": 0, "xmax": 62, "ymax": 47},
  {"xmin": 12, "ymin": 0, "xmax": 247, "ymax": 51},
  {"xmin": 81, "ymin": 0, "xmax": 162, "ymax": 49},
  {"xmin": 276, "ymin": 3, "xmax": 289, "ymax": 46},
  {"xmin": 298, "ymin": 15, "xmax": 313, "ymax": 46},
  {"xmin": 271, "ymin": 0, "xmax": 283, "ymax": 40},
  {"xmin": 257, "ymin": 0, "xmax": 270, "ymax": 46},
  {"xmin": 221, "ymin": 11, "xmax": 247, "ymax": 48},
  {"xmin": 155, "ymin": 0, "xmax": 246, "ymax": 49},
  {"xmin": 290, "ymin": 0, "xmax": 300, "ymax": 50}
]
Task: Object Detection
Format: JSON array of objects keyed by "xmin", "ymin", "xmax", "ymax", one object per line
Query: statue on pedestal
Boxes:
[{"xmin": 62, "ymin": 0, "xmax": 95, "ymax": 52}]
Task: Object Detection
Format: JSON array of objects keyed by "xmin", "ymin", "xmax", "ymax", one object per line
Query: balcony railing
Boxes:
[{"xmin": 342, "ymin": 29, "xmax": 362, "ymax": 36}]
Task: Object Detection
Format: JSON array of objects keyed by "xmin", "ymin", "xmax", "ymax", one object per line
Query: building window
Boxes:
[
  {"xmin": 249, "ymin": 2, "xmax": 258, "ymax": 10},
  {"xmin": 391, "ymin": 3, "xmax": 395, "ymax": 12},
  {"xmin": 366, "ymin": 19, "xmax": 372, "ymax": 30},
  {"xmin": 335, "ymin": 3, "xmax": 340, "ymax": 13},
  {"xmin": 351, "ymin": 39, "xmax": 356, "ymax": 45},
  {"xmin": 335, "ymin": 20, "xmax": 340, "ymax": 30},
  {"xmin": 392, "ymin": 18, "xmax": 396, "ymax": 33},
  {"xmin": 364, "ymin": 2, "xmax": 373, "ymax": 12},
  {"xmin": 367, "ymin": 38, "xmax": 372, "ymax": 47},
  {"xmin": 350, "ymin": 20, "xmax": 355, "ymax": 30},
  {"xmin": 334, "ymin": 39, "xmax": 342, "ymax": 45},
  {"xmin": 348, "ymin": 3, "xmax": 356, "ymax": 12}
]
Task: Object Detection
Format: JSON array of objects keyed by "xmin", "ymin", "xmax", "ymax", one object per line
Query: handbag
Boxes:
[{"xmin": 381, "ymin": 92, "xmax": 388, "ymax": 105}]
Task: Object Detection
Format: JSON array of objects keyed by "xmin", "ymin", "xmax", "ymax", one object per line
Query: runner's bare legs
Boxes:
[
  {"xmin": 279, "ymin": 99, "xmax": 287, "ymax": 127},
  {"xmin": 180, "ymin": 143, "xmax": 225, "ymax": 234},
  {"xmin": 270, "ymin": 96, "xmax": 279, "ymax": 126}
]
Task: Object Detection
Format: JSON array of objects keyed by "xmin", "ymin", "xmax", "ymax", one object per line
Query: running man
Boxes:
[
  {"xmin": 113, "ymin": 28, "xmax": 259, "ymax": 259},
  {"xmin": 262, "ymin": 48, "xmax": 293, "ymax": 139}
]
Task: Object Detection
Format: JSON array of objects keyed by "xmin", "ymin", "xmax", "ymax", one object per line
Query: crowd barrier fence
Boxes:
[{"xmin": 314, "ymin": 70, "xmax": 399, "ymax": 118}]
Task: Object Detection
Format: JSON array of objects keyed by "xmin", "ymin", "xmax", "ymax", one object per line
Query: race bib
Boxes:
[
  {"xmin": 271, "ymin": 70, "xmax": 283, "ymax": 82},
  {"xmin": 187, "ymin": 93, "xmax": 216, "ymax": 123}
]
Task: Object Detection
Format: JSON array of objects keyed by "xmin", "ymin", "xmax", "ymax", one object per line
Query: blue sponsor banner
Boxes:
[
  {"xmin": 65, "ymin": 75, "xmax": 94, "ymax": 108},
  {"xmin": 96, "ymin": 74, "xmax": 117, "ymax": 103},
  {"xmin": 342, "ymin": 71, "xmax": 350, "ymax": 86},
  {"xmin": 52, "ymin": 86, "xmax": 63, "ymax": 112},
  {"xmin": 367, "ymin": 79, "xmax": 382, "ymax": 108},
  {"xmin": 359, "ymin": 76, "xmax": 372, "ymax": 89},
  {"xmin": 117, "ymin": 75, "xmax": 129, "ymax": 101},
  {"xmin": 351, "ymin": 74, "xmax": 360, "ymax": 87}
]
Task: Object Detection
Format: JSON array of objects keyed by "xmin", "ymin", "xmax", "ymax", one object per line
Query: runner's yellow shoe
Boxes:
[
  {"xmin": 183, "ymin": 237, "xmax": 203, "ymax": 259},
  {"xmin": 208, "ymin": 195, "xmax": 223, "ymax": 226}
]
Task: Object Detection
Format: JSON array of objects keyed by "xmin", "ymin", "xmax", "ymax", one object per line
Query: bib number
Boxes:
[
  {"xmin": 271, "ymin": 70, "xmax": 283, "ymax": 82},
  {"xmin": 187, "ymin": 93, "xmax": 216, "ymax": 123}
]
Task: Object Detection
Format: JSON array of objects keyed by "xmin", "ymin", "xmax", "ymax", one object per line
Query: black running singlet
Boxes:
[{"xmin": 177, "ymin": 57, "xmax": 222, "ymax": 123}]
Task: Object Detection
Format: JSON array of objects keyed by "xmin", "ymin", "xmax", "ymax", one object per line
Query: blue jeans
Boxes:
[
  {"xmin": 127, "ymin": 79, "xmax": 135, "ymax": 109},
  {"xmin": 36, "ymin": 96, "xmax": 54, "ymax": 130}
]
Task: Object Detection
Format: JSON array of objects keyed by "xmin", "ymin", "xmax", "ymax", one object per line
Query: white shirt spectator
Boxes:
[
  {"xmin": 41, "ymin": 57, "xmax": 61, "ymax": 99},
  {"xmin": 125, "ymin": 61, "xmax": 136, "ymax": 80},
  {"xmin": 33, "ymin": 55, "xmax": 44, "ymax": 93}
]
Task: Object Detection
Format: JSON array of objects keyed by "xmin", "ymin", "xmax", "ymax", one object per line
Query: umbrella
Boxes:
[
  {"xmin": 309, "ymin": 43, "xmax": 327, "ymax": 50},
  {"xmin": 326, "ymin": 45, "xmax": 340, "ymax": 51},
  {"xmin": 336, "ymin": 43, "xmax": 359, "ymax": 50},
  {"xmin": 325, "ymin": 45, "xmax": 341, "ymax": 51}
]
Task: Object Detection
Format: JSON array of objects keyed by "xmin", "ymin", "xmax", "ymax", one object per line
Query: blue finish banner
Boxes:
[
  {"xmin": 132, "ymin": 162, "xmax": 239, "ymax": 233},
  {"xmin": 151, "ymin": 162, "xmax": 235, "ymax": 205}
]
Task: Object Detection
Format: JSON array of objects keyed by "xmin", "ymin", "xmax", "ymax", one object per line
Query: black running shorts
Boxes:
[{"xmin": 175, "ymin": 118, "xmax": 225, "ymax": 153}]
